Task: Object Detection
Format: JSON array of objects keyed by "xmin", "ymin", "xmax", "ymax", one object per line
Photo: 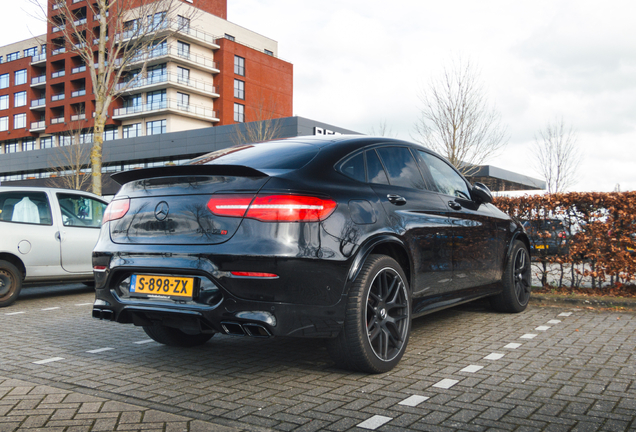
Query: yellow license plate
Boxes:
[
  {"xmin": 535, "ymin": 245, "xmax": 548, "ymax": 249},
  {"xmin": 130, "ymin": 274, "xmax": 195, "ymax": 299}
]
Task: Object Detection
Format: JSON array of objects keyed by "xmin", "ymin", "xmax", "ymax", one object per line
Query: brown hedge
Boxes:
[{"xmin": 494, "ymin": 192, "xmax": 636, "ymax": 287}]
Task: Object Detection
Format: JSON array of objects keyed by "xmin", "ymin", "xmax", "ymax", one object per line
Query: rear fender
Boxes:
[{"xmin": 346, "ymin": 235, "xmax": 410, "ymax": 288}]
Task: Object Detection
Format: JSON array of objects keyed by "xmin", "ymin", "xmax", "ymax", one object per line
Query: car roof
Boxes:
[{"xmin": 0, "ymin": 186, "xmax": 106, "ymax": 201}]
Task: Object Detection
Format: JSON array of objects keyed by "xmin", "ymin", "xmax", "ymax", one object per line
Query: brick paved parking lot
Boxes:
[{"xmin": 1, "ymin": 286, "xmax": 635, "ymax": 432}]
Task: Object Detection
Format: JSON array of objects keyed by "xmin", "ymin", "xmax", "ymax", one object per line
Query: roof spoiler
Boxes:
[{"xmin": 110, "ymin": 164, "xmax": 268, "ymax": 185}]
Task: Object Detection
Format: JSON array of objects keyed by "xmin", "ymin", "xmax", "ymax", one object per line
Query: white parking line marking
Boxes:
[
  {"xmin": 5, "ymin": 311, "xmax": 25, "ymax": 316},
  {"xmin": 520, "ymin": 334, "xmax": 537, "ymax": 339},
  {"xmin": 504, "ymin": 343, "xmax": 522, "ymax": 349},
  {"xmin": 87, "ymin": 348, "xmax": 114, "ymax": 353},
  {"xmin": 547, "ymin": 319, "xmax": 561, "ymax": 324},
  {"xmin": 433, "ymin": 379, "xmax": 459, "ymax": 389},
  {"xmin": 484, "ymin": 353, "xmax": 505, "ymax": 361},
  {"xmin": 133, "ymin": 339, "xmax": 154, "ymax": 345},
  {"xmin": 357, "ymin": 415, "xmax": 392, "ymax": 430},
  {"xmin": 558, "ymin": 312, "xmax": 573, "ymax": 317},
  {"xmin": 460, "ymin": 365, "xmax": 483, "ymax": 373},
  {"xmin": 75, "ymin": 303, "xmax": 93, "ymax": 306},
  {"xmin": 399, "ymin": 395, "xmax": 429, "ymax": 407},
  {"xmin": 41, "ymin": 307, "xmax": 60, "ymax": 311},
  {"xmin": 535, "ymin": 326, "xmax": 551, "ymax": 331},
  {"xmin": 33, "ymin": 357, "xmax": 64, "ymax": 365}
]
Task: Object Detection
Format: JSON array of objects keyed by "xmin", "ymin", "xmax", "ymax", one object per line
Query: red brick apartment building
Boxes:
[{"xmin": 0, "ymin": 0, "xmax": 293, "ymax": 156}]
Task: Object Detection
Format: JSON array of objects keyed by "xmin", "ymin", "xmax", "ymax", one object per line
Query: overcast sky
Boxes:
[{"xmin": 3, "ymin": 0, "xmax": 636, "ymax": 192}]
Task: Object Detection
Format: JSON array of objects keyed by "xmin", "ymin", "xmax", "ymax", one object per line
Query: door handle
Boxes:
[
  {"xmin": 55, "ymin": 231, "xmax": 61, "ymax": 241},
  {"xmin": 448, "ymin": 201, "xmax": 462, "ymax": 211},
  {"xmin": 387, "ymin": 194, "xmax": 407, "ymax": 206}
]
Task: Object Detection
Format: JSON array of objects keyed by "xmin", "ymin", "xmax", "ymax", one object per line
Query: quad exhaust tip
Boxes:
[
  {"xmin": 92, "ymin": 308, "xmax": 115, "ymax": 321},
  {"xmin": 221, "ymin": 321, "xmax": 272, "ymax": 338}
]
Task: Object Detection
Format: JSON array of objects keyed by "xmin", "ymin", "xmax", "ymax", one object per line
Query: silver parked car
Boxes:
[{"xmin": 0, "ymin": 186, "xmax": 108, "ymax": 307}]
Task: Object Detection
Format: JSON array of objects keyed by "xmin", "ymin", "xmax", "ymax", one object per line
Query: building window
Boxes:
[
  {"xmin": 147, "ymin": 89, "xmax": 166, "ymax": 109},
  {"xmin": 177, "ymin": 15, "xmax": 190, "ymax": 31},
  {"xmin": 24, "ymin": 47, "xmax": 37, "ymax": 58},
  {"xmin": 177, "ymin": 92, "xmax": 189, "ymax": 109},
  {"xmin": 148, "ymin": 12, "xmax": 167, "ymax": 31},
  {"xmin": 0, "ymin": 95, "xmax": 8, "ymax": 110},
  {"xmin": 234, "ymin": 56, "xmax": 245, "ymax": 76},
  {"xmin": 14, "ymin": 91, "xmax": 27, "ymax": 108},
  {"xmin": 225, "ymin": 33, "xmax": 235, "ymax": 41},
  {"xmin": 123, "ymin": 123, "xmax": 141, "ymax": 138},
  {"xmin": 15, "ymin": 70, "xmax": 27, "ymax": 86},
  {"xmin": 234, "ymin": 79, "xmax": 245, "ymax": 99},
  {"xmin": 40, "ymin": 136, "xmax": 54, "ymax": 148},
  {"xmin": 177, "ymin": 66, "xmax": 189, "ymax": 84},
  {"xmin": 14, "ymin": 113, "xmax": 26, "ymax": 129},
  {"xmin": 80, "ymin": 132, "xmax": 93, "ymax": 144},
  {"xmin": 0, "ymin": 74, "xmax": 9, "ymax": 89},
  {"xmin": 146, "ymin": 119, "xmax": 166, "ymax": 135},
  {"xmin": 125, "ymin": 94, "xmax": 142, "ymax": 109},
  {"xmin": 150, "ymin": 40, "xmax": 167, "ymax": 58},
  {"xmin": 7, "ymin": 52, "xmax": 20, "ymax": 62},
  {"xmin": 147, "ymin": 63, "xmax": 167, "ymax": 84},
  {"xmin": 59, "ymin": 135, "xmax": 72, "ymax": 146},
  {"xmin": 104, "ymin": 127, "xmax": 118, "ymax": 141},
  {"xmin": 5, "ymin": 140, "xmax": 19, "ymax": 153},
  {"xmin": 264, "ymin": 49, "xmax": 273, "ymax": 56},
  {"xmin": 0, "ymin": 116, "xmax": 8, "ymax": 131},
  {"xmin": 177, "ymin": 41, "xmax": 190, "ymax": 59},
  {"xmin": 22, "ymin": 138, "xmax": 36, "ymax": 151},
  {"xmin": 234, "ymin": 103, "xmax": 244, "ymax": 123}
]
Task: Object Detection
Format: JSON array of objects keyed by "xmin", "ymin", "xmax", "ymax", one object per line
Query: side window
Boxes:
[
  {"xmin": 376, "ymin": 146, "xmax": 427, "ymax": 189},
  {"xmin": 0, "ymin": 191, "xmax": 52, "ymax": 225},
  {"xmin": 366, "ymin": 150, "xmax": 389, "ymax": 185},
  {"xmin": 339, "ymin": 152, "xmax": 365, "ymax": 182},
  {"xmin": 417, "ymin": 151, "xmax": 471, "ymax": 199},
  {"xmin": 57, "ymin": 194, "xmax": 107, "ymax": 228}
]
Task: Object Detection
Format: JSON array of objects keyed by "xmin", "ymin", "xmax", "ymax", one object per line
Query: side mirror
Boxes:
[{"xmin": 471, "ymin": 182, "xmax": 493, "ymax": 204}]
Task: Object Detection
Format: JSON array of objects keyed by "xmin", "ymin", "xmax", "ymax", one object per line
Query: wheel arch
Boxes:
[
  {"xmin": 0, "ymin": 253, "xmax": 26, "ymax": 279},
  {"xmin": 347, "ymin": 235, "xmax": 412, "ymax": 291},
  {"xmin": 505, "ymin": 231, "xmax": 530, "ymax": 269}
]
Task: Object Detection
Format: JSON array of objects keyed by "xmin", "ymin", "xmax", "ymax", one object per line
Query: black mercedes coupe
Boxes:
[{"xmin": 92, "ymin": 135, "xmax": 531, "ymax": 373}]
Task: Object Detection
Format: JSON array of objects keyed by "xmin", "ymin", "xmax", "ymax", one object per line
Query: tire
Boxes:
[
  {"xmin": 143, "ymin": 323, "xmax": 214, "ymax": 347},
  {"xmin": 0, "ymin": 260, "xmax": 23, "ymax": 308},
  {"xmin": 491, "ymin": 240, "xmax": 531, "ymax": 313},
  {"xmin": 327, "ymin": 255, "xmax": 411, "ymax": 373}
]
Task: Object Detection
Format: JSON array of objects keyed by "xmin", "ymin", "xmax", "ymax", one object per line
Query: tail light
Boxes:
[
  {"xmin": 102, "ymin": 198, "xmax": 130, "ymax": 225},
  {"xmin": 207, "ymin": 194, "xmax": 337, "ymax": 222}
]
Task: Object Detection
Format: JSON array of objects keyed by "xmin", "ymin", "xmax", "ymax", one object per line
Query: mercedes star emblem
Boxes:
[{"xmin": 154, "ymin": 201, "xmax": 169, "ymax": 221}]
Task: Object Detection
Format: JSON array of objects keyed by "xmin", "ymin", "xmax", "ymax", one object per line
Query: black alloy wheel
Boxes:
[
  {"xmin": 0, "ymin": 260, "xmax": 22, "ymax": 308},
  {"xmin": 491, "ymin": 240, "xmax": 531, "ymax": 313},
  {"xmin": 327, "ymin": 254, "xmax": 411, "ymax": 373}
]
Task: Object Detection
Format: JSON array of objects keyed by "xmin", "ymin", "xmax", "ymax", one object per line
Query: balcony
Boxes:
[
  {"xmin": 72, "ymin": 0, "xmax": 83, "ymax": 3},
  {"xmin": 92, "ymin": 36, "xmax": 109, "ymax": 45},
  {"xmin": 94, "ymin": 12, "xmax": 109, "ymax": 20},
  {"xmin": 116, "ymin": 73, "xmax": 218, "ymax": 97},
  {"xmin": 30, "ymin": 53, "xmax": 47, "ymax": 65},
  {"xmin": 51, "ymin": 70, "xmax": 66, "ymax": 79},
  {"xmin": 72, "ymin": 65, "xmax": 86, "ymax": 74},
  {"xmin": 31, "ymin": 75, "xmax": 47, "ymax": 87},
  {"xmin": 73, "ymin": 18, "xmax": 87, "ymax": 26},
  {"xmin": 113, "ymin": 98, "xmax": 218, "ymax": 122},
  {"xmin": 124, "ymin": 44, "xmax": 219, "ymax": 73},
  {"xmin": 52, "ymin": 47, "xmax": 66, "ymax": 56},
  {"xmin": 71, "ymin": 113, "xmax": 86, "ymax": 121},
  {"xmin": 115, "ymin": 20, "xmax": 220, "ymax": 50},
  {"xmin": 51, "ymin": 116, "xmax": 65, "ymax": 124},
  {"xmin": 30, "ymin": 98, "xmax": 46, "ymax": 110},
  {"xmin": 51, "ymin": 93, "xmax": 65, "ymax": 102},
  {"xmin": 52, "ymin": 24, "xmax": 66, "ymax": 33},
  {"xmin": 71, "ymin": 89, "xmax": 86, "ymax": 98},
  {"xmin": 30, "ymin": 121, "xmax": 46, "ymax": 132}
]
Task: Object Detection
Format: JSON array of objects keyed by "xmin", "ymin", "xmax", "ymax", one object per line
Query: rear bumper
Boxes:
[{"xmin": 92, "ymin": 250, "xmax": 351, "ymax": 338}]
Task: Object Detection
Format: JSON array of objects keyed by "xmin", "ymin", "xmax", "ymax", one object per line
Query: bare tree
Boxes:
[
  {"xmin": 532, "ymin": 118, "xmax": 581, "ymax": 193},
  {"xmin": 46, "ymin": 117, "xmax": 92, "ymax": 191},
  {"xmin": 233, "ymin": 96, "xmax": 283, "ymax": 145},
  {"xmin": 413, "ymin": 58, "xmax": 508, "ymax": 176},
  {"xmin": 29, "ymin": 0, "xmax": 198, "ymax": 195},
  {"xmin": 369, "ymin": 120, "xmax": 397, "ymax": 137}
]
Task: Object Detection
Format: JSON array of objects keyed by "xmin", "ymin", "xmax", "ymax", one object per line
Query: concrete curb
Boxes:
[{"xmin": 530, "ymin": 293, "xmax": 636, "ymax": 310}]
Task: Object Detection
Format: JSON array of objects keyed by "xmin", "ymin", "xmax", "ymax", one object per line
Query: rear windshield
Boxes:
[{"xmin": 188, "ymin": 142, "xmax": 320, "ymax": 170}]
